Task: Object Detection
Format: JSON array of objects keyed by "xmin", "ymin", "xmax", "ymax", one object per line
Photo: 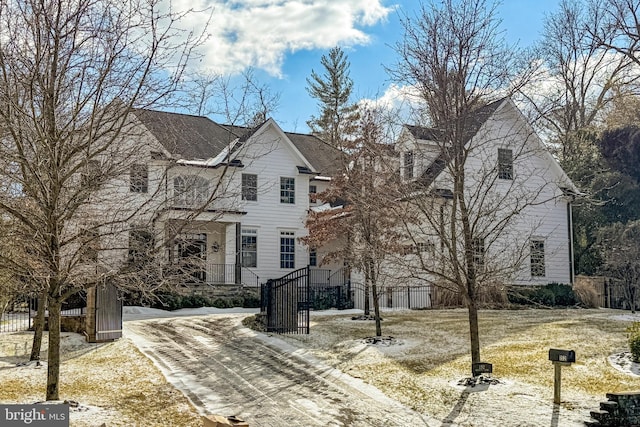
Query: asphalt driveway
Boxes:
[{"xmin": 124, "ymin": 313, "xmax": 434, "ymax": 427}]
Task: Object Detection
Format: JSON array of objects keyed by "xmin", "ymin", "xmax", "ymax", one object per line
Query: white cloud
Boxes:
[{"xmin": 172, "ymin": 0, "xmax": 394, "ymax": 77}]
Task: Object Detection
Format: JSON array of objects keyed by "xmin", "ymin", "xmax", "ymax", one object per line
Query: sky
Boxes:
[{"xmin": 178, "ymin": 0, "xmax": 563, "ymax": 133}]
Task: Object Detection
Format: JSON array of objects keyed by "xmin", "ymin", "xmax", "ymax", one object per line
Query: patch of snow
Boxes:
[
  {"xmin": 123, "ymin": 305, "xmax": 258, "ymax": 321},
  {"xmin": 609, "ymin": 352, "xmax": 640, "ymax": 376}
]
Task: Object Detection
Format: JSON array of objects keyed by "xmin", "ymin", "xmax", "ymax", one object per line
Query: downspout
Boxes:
[{"xmin": 567, "ymin": 199, "xmax": 575, "ymax": 285}]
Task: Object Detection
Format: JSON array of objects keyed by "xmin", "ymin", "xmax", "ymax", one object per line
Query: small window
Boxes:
[
  {"xmin": 404, "ymin": 151, "xmax": 414, "ymax": 179},
  {"xmin": 280, "ymin": 177, "xmax": 295, "ymax": 204},
  {"xmin": 128, "ymin": 228, "xmax": 154, "ymax": 265},
  {"xmin": 530, "ymin": 239, "xmax": 546, "ymax": 277},
  {"xmin": 309, "ymin": 184, "xmax": 317, "ymax": 203},
  {"xmin": 498, "ymin": 148, "xmax": 513, "ymax": 180},
  {"xmin": 174, "ymin": 175, "xmax": 209, "ymax": 207},
  {"xmin": 471, "ymin": 237, "xmax": 485, "ymax": 270},
  {"xmin": 241, "ymin": 228, "xmax": 257, "ymax": 268},
  {"xmin": 130, "ymin": 164, "xmax": 148, "ymax": 193},
  {"xmin": 242, "ymin": 174, "xmax": 257, "ymax": 201},
  {"xmin": 81, "ymin": 160, "xmax": 101, "ymax": 188},
  {"xmin": 80, "ymin": 227, "xmax": 99, "ymax": 263},
  {"xmin": 309, "ymin": 248, "xmax": 317, "ymax": 267},
  {"xmin": 280, "ymin": 231, "xmax": 295, "ymax": 269}
]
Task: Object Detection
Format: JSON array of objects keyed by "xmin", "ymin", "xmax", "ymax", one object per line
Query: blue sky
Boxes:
[{"xmin": 183, "ymin": 0, "xmax": 561, "ymax": 132}]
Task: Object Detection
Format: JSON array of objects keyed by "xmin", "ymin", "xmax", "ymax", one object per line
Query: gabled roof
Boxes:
[
  {"xmin": 286, "ymin": 132, "xmax": 344, "ymax": 177},
  {"xmin": 133, "ymin": 109, "xmax": 243, "ymax": 160},
  {"xmin": 406, "ymin": 98, "xmax": 507, "ymax": 186},
  {"xmin": 133, "ymin": 109, "xmax": 343, "ymax": 177}
]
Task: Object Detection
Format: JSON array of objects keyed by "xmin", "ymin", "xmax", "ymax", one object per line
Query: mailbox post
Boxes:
[{"xmin": 548, "ymin": 349, "xmax": 575, "ymax": 404}]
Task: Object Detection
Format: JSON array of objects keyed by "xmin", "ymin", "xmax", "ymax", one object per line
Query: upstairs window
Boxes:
[
  {"xmin": 81, "ymin": 160, "xmax": 101, "ymax": 188},
  {"xmin": 79, "ymin": 227, "xmax": 99, "ymax": 263},
  {"xmin": 280, "ymin": 177, "xmax": 295, "ymax": 204},
  {"xmin": 403, "ymin": 150, "xmax": 414, "ymax": 180},
  {"xmin": 530, "ymin": 239, "xmax": 546, "ymax": 277},
  {"xmin": 130, "ymin": 164, "xmax": 148, "ymax": 193},
  {"xmin": 309, "ymin": 184, "xmax": 317, "ymax": 203},
  {"xmin": 498, "ymin": 148, "xmax": 513, "ymax": 180},
  {"xmin": 280, "ymin": 231, "xmax": 295, "ymax": 269},
  {"xmin": 309, "ymin": 248, "xmax": 317, "ymax": 267},
  {"xmin": 242, "ymin": 173, "xmax": 257, "ymax": 201},
  {"xmin": 128, "ymin": 228, "xmax": 154, "ymax": 265},
  {"xmin": 471, "ymin": 237, "xmax": 485, "ymax": 271},
  {"xmin": 174, "ymin": 175, "xmax": 209, "ymax": 207}
]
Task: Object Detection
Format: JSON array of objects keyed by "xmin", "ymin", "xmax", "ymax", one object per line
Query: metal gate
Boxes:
[
  {"xmin": 261, "ymin": 267, "xmax": 309, "ymax": 334},
  {"xmin": 94, "ymin": 283, "xmax": 122, "ymax": 341}
]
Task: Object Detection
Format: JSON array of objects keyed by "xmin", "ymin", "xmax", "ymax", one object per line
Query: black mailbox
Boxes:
[
  {"xmin": 472, "ymin": 362, "xmax": 493, "ymax": 377},
  {"xmin": 549, "ymin": 349, "xmax": 575, "ymax": 363}
]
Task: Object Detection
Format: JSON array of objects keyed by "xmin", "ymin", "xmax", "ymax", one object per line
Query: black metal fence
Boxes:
[
  {"xmin": 261, "ymin": 267, "xmax": 310, "ymax": 334},
  {"xmin": 352, "ymin": 283, "xmax": 433, "ymax": 310},
  {"xmin": 0, "ymin": 295, "xmax": 34, "ymax": 333},
  {"xmin": 309, "ymin": 268, "xmax": 353, "ymax": 310}
]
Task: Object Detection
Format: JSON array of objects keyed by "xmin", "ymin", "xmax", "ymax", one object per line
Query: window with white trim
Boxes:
[
  {"xmin": 404, "ymin": 150, "xmax": 414, "ymax": 179},
  {"xmin": 498, "ymin": 148, "xmax": 513, "ymax": 180},
  {"xmin": 280, "ymin": 231, "xmax": 295, "ymax": 269},
  {"xmin": 130, "ymin": 164, "xmax": 148, "ymax": 193},
  {"xmin": 309, "ymin": 248, "xmax": 317, "ymax": 267},
  {"xmin": 242, "ymin": 173, "xmax": 257, "ymax": 201},
  {"xmin": 241, "ymin": 228, "xmax": 257, "ymax": 268},
  {"xmin": 280, "ymin": 177, "xmax": 295, "ymax": 204},
  {"xmin": 174, "ymin": 175, "xmax": 209, "ymax": 207},
  {"xmin": 530, "ymin": 239, "xmax": 546, "ymax": 277},
  {"xmin": 471, "ymin": 237, "xmax": 485, "ymax": 270}
]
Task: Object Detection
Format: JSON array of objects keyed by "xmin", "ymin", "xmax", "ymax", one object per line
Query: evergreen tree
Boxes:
[{"xmin": 306, "ymin": 47, "xmax": 359, "ymax": 148}]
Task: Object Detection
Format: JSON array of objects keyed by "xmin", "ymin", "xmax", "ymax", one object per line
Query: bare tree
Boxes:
[
  {"xmin": 388, "ymin": 0, "xmax": 573, "ymax": 370},
  {"xmin": 519, "ymin": 0, "xmax": 639, "ymax": 172},
  {"xmin": 0, "ymin": 0, "xmax": 206, "ymax": 401},
  {"xmin": 304, "ymin": 107, "xmax": 402, "ymax": 336}
]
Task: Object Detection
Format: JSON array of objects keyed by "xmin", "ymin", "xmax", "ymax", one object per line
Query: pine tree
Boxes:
[{"xmin": 306, "ymin": 47, "xmax": 359, "ymax": 148}]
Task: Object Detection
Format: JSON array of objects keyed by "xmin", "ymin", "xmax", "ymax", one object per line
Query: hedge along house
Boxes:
[
  {"xmin": 100, "ymin": 109, "xmax": 345, "ymax": 296},
  {"xmin": 352, "ymin": 98, "xmax": 580, "ymax": 310}
]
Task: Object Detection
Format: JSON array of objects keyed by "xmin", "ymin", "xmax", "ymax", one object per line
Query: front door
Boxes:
[{"xmin": 177, "ymin": 233, "xmax": 207, "ymax": 282}]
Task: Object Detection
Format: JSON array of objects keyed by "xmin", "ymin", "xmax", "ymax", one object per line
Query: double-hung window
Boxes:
[
  {"xmin": 241, "ymin": 228, "xmax": 258, "ymax": 268},
  {"xmin": 530, "ymin": 239, "xmax": 546, "ymax": 277},
  {"xmin": 130, "ymin": 164, "xmax": 148, "ymax": 193},
  {"xmin": 242, "ymin": 174, "xmax": 257, "ymax": 201},
  {"xmin": 280, "ymin": 177, "xmax": 295, "ymax": 204},
  {"xmin": 280, "ymin": 231, "xmax": 295, "ymax": 269},
  {"xmin": 498, "ymin": 148, "xmax": 513, "ymax": 180},
  {"xmin": 404, "ymin": 151, "xmax": 414, "ymax": 180}
]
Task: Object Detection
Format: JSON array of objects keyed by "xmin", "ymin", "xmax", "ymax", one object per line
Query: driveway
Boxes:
[{"xmin": 124, "ymin": 312, "xmax": 435, "ymax": 427}]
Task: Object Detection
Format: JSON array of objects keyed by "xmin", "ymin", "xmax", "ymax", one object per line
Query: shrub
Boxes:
[
  {"xmin": 507, "ymin": 283, "xmax": 577, "ymax": 307},
  {"xmin": 628, "ymin": 322, "xmax": 640, "ymax": 363}
]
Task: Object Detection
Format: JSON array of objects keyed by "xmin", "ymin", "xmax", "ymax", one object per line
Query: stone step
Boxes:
[
  {"xmin": 590, "ymin": 409, "xmax": 613, "ymax": 424},
  {"xmin": 600, "ymin": 400, "xmax": 619, "ymax": 412}
]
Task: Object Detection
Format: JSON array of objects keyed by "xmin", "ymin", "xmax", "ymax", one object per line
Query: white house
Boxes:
[
  {"xmin": 396, "ymin": 98, "xmax": 577, "ymax": 294},
  {"xmin": 94, "ymin": 109, "xmax": 344, "ymax": 291}
]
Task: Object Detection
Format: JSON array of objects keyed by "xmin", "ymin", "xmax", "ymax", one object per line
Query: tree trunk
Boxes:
[
  {"xmin": 467, "ymin": 300, "xmax": 481, "ymax": 366},
  {"xmin": 363, "ymin": 278, "xmax": 370, "ymax": 316},
  {"xmin": 371, "ymin": 282, "xmax": 382, "ymax": 337},
  {"xmin": 30, "ymin": 291, "xmax": 47, "ymax": 361},
  {"xmin": 46, "ymin": 297, "xmax": 61, "ymax": 401}
]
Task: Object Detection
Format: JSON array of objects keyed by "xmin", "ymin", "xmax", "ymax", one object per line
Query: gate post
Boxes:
[{"xmin": 85, "ymin": 286, "xmax": 97, "ymax": 342}]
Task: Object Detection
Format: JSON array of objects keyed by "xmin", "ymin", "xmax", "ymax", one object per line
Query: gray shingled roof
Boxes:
[
  {"xmin": 134, "ymin": 109, "xmax": 243, "ymax": 160},
  {"xmin": 286, "ymin": 132, "xmax": 344, "ymax": 176},
  {"xmin": 134, "ymin": 109, "xmax": 343, "ymax": 176}
]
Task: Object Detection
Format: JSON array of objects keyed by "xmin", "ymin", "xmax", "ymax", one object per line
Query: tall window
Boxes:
[
  {"xmin": 280, "ymin": 231, "xmax": 295, "ymax": 268},
  {"xmin": 81, "ymin": 160, "xmax": 100, "ymax": 188},
  {"xmin": 128, "ymin": 228, "xmax": 154, "ymax": 265},
  {"xmin": 130, "ymin": 164, "xmax": 148, "ymax": 193},
  {"xmin": 498, "ymin": 148, "xmax": 513, "ymax": 180},
  {"xmin": 404, "ymin": 150, "xmax": 414, "ymax": 179},
  {"xmin": 242, "ymin": 174, "xmax": 257, "ymax": 201},
  {"xmin": 79, "ymin": 227, "xmax": 99, "ymax": 263},
  {"xmin": 280, "ymin": 177, "xmax": 295, "ymax": 204},
  {"xmin": 309, "ymin": 184, "xmax": 317, "ymax": 203},
  {"xmin": 530, "ymin": 239, "xmax": 546, "ymax": 277},
  {"xmin": 309, "ymin": 248, "xmax": 317, "ymax": 267},
  {"xmin": 471, "ymin": 237, "xmax": 485, "ymax": 270},
  {"xmin": 241, "ymin": 228, "xmax": 258, "ymax": 268},
  {"xmin": 174, "ymin": 175, "xmax": 209, "ymax": 207}
]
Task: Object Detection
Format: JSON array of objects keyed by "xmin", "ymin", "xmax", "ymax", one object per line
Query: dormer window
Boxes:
[
  {"xmin": 498, "ymin": 148, "xmax": 513, "ymax": 180},
  {"xmin": 403, "ymin": 151, "xmax": 414, "ymax": 179}
]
